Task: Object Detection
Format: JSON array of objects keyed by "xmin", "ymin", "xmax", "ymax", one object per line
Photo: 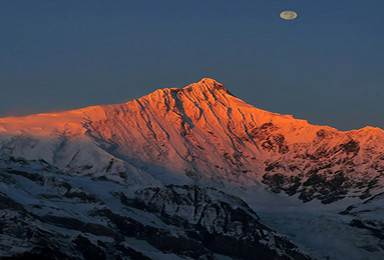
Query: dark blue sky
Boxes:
[{"xmin": 1, "ymin": 0, "xmax": 383, "ymax": 130}]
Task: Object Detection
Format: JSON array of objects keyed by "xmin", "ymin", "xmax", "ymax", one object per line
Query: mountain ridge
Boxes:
[
  {"xmin": 0, "ymin": 78, "xmax": 384, "ymax": 203},
  {"xmin": 1, "ymin": 78, "xmax": 382, "ymax": 134}
]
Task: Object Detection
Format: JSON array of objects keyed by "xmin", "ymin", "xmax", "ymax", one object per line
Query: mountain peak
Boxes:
[
  {"xmin": 198, "ymin": 78, "xmax": 221, "ymax": 86},
  {"xmin": 183, "ymin": 78, "xmax": 232, "ymax": 95}
]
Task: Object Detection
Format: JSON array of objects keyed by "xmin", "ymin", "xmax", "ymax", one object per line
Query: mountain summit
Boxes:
[{"xmin": 1, "ymin": 78, "xmax": 384, "ymax": 202}]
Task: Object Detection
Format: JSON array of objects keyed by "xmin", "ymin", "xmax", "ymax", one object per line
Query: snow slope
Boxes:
[{"xmin": 0, "ymin": 157, "xmax": 312, "ymax": 259}]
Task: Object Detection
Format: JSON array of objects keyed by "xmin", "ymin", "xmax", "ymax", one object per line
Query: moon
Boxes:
[{"xmin": 280, "ymin": 11, "xmax": 298, "ymax": 20}]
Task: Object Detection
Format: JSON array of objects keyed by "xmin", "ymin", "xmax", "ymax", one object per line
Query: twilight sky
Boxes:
[{"xmin": 1, "ymin": 0, "xmax": 383, "ymax": 130}]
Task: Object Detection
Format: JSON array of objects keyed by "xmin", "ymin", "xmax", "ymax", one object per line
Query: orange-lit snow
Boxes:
[{"xmin": 0, "ymin": 78, "xmax": 384, "ymax": 187}]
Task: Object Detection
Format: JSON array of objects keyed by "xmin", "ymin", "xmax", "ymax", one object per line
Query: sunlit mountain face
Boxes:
[{"xmin": 1, "ymin": 79, "xmax": 384, "ymax": 259}]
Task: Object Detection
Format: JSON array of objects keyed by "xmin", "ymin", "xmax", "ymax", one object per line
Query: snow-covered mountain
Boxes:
[
  {"xmin": 1, "ymin": 78, "xmax": 384, "ymax": 201},
  {"xmin": 1, "ymin": 78, "xmax": 384, "ymax": 259}
]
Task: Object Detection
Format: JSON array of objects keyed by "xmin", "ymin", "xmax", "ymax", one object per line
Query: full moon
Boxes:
[{"xmin": 280, "ymin": 11, "xmax": 298, "ymax": 20}]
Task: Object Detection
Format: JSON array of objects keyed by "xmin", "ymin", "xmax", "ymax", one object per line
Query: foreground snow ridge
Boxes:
[{"xmin": 1, "ymin": 78, "xmax": 384, "ymax": 259}]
